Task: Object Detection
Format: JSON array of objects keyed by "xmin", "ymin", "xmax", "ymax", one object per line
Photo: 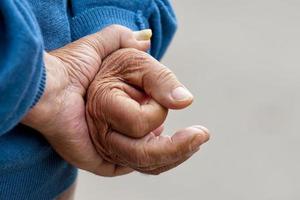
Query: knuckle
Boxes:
[
  {"xmin": 105, "ymin": 24, "xmax": 130, "ymax": 39},
  {"xmin": 104, "ymin": 48, "xmax": 148, "ymax": 75},
  {"xmin": 156, "ymin": 67, "xmax": 176, "ymax": 83},
  {"xmin": 84, "ymin": 34, "xmax": 106, "ymax": 58},
  {"xmin": 87, "ymin": 81, "xmax": 111, "ymax": 120}
]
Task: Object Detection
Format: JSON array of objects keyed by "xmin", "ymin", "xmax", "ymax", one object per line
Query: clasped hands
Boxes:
[{"xmin": 23, "ymin": 25, "xmax": 210, "ymax": 176}]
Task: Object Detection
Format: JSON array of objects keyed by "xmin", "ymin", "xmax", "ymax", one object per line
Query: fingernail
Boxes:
[
  {"xmin": 191, "ymin": 134, "xmax": 203, "ymax": 149},
  {"xmin": 171, "ymin": 87, "xmax": 193, "ymax": 101},
  {"xmin": 133, "ymin": 29, "xmax": 152, "ymax": 41},
  {"xmin": 191, "ymin": 126, "xmax": 209, "ymax": 149},
  {"xmin": 192, "ymin": 126, "xmax": 210, "ymax": 144},
  {"xmin": 192, "ymin": 125, "xmax": 210, "ymax": 135}
]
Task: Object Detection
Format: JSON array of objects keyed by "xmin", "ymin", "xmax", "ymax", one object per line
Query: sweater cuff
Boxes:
[
  {"xmin": 71, "ymin": 6, "xmax": 149, "ymax": 41},
  {"xmin": 0, "ymin": 55, "xmax": 46, "ymax": 135}
]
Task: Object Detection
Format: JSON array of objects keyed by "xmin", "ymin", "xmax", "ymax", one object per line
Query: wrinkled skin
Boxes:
[
  {"xmin": 86, "ymin": 49, "xmax": 210, "ymax": 175},
  {"xmin": 23, "ymin": 24, "xmax": 210, "ymax": 177},
  {"xmin": 23, "ymin": 25, "xmax": 151, "ymax": 176}
]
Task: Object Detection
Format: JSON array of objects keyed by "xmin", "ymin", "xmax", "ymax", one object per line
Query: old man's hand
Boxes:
[{"xmin": 86, "ymin": 48, "xmax": 210, "ymax": 175}]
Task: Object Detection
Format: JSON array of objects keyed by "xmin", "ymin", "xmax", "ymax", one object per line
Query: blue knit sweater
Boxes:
[{"xmin": 0, "ymin": 0, "xmax": 176, "ymax": 199}]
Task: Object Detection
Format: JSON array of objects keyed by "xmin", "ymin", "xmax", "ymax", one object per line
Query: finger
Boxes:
[
  {"xmin": 152, "ymin": 124, "xmax": 164, "ymax": 136},
  {"xmin": 104, "ymin": 85, "xmax": 168, "ymax": 138},
  {"xmin": 104, "ymin": 49, "xmax": 194, "ymax": 109},
  {"xmin": 138, "ymin": 147, "xmax": 200, "ymax": 175},
  {"xmin": 138, "ymin": 126, "xmax": 209, "ymax": 167},
  {"xmin": 106, "ymin": 125, "xmax": 210, "ymax": 169},
  {"xmin": 92, "ymin": 160, "xmax": 134, "ymax": 177},
  {"xmin": 82, "ymin": 25, "xmax": 151, "ymax": 59},
  {"xmin": 135, "ymin": 143, "xmax": 200, "ymax": 173},
  {"xmin": 134, "ymin": 29, "xmax": 152, "ymax": 41}
]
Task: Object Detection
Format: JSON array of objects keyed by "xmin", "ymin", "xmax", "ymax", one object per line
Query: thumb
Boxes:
[
  {"xmin": 106, "ymin": 125, "xmax": 210, "ymax": 174},
  {"xmin": 79, "ymin": 25, "xmax": 151, "ymax": 59},
  {"xmin": 103, "ymin": 48, "xmax": 194, "ymax": 109}
]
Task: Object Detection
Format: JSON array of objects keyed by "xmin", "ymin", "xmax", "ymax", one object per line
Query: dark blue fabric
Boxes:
[
  {"xmin": 70, "ymin": 0, "xmax": 177, "ymax": 59},
  {"xmin": 0, "ymin": 0, "xmax": 177, "ymax": 199}
]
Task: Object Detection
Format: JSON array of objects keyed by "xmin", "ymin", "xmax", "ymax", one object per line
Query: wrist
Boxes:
[{"xmin": 22, "ymin": 52, "xmax": 69, "ymax": 133}]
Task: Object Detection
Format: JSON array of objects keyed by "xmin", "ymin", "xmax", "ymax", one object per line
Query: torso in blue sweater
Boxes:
[{"xmin": 0, "ymin": 0, "xmax": 176, "ymax": 199}]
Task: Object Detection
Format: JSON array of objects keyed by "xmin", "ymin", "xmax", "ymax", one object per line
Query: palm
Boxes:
[{"xmin": 45, "ymin": 90, "xmax": 98, "ymax": 171}]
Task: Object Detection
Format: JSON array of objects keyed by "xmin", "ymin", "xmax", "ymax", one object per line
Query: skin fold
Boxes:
[{"xmin": 23, "ymin": 25, "xmax": 210, "ymax": 177}]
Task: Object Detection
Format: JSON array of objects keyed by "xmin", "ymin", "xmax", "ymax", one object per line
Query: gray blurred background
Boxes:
[{"xmin": 76, "ymin": 0, "xmax": 300, "ymax": 199}]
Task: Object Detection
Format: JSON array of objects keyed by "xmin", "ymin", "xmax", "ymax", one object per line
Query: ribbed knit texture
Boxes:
[
  {"xmin": 71, "ymin": 7, "xmax": 144, "ymax": 40},
  {"xmin": 0, "ymin": 0, "xmax": 176, "ymax": 199},
  {"xmin": 70, "ymin": 0, "xmax": 177, "ymax": 59},
  {"xmin": 0, "ymin": 124, "xmax": 78, "ymax": 200}
]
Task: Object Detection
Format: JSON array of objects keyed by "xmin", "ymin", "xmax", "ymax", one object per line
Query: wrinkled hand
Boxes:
[
  {"xmin": 22, "ymin": 25, "xmax": 151, "ymax": 176},
  {"xmin": 86, "ymin": 48, "xmax": 210, "ymax": 175}
]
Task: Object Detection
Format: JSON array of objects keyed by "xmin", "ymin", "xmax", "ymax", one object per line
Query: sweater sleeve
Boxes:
[
  {"xmin": 69, "ymin": 0, "xmax": 177, "ymax": 60},
  {"xmin": 0, "ymin": 0, "xmax": 46, "ymax": 135}
]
